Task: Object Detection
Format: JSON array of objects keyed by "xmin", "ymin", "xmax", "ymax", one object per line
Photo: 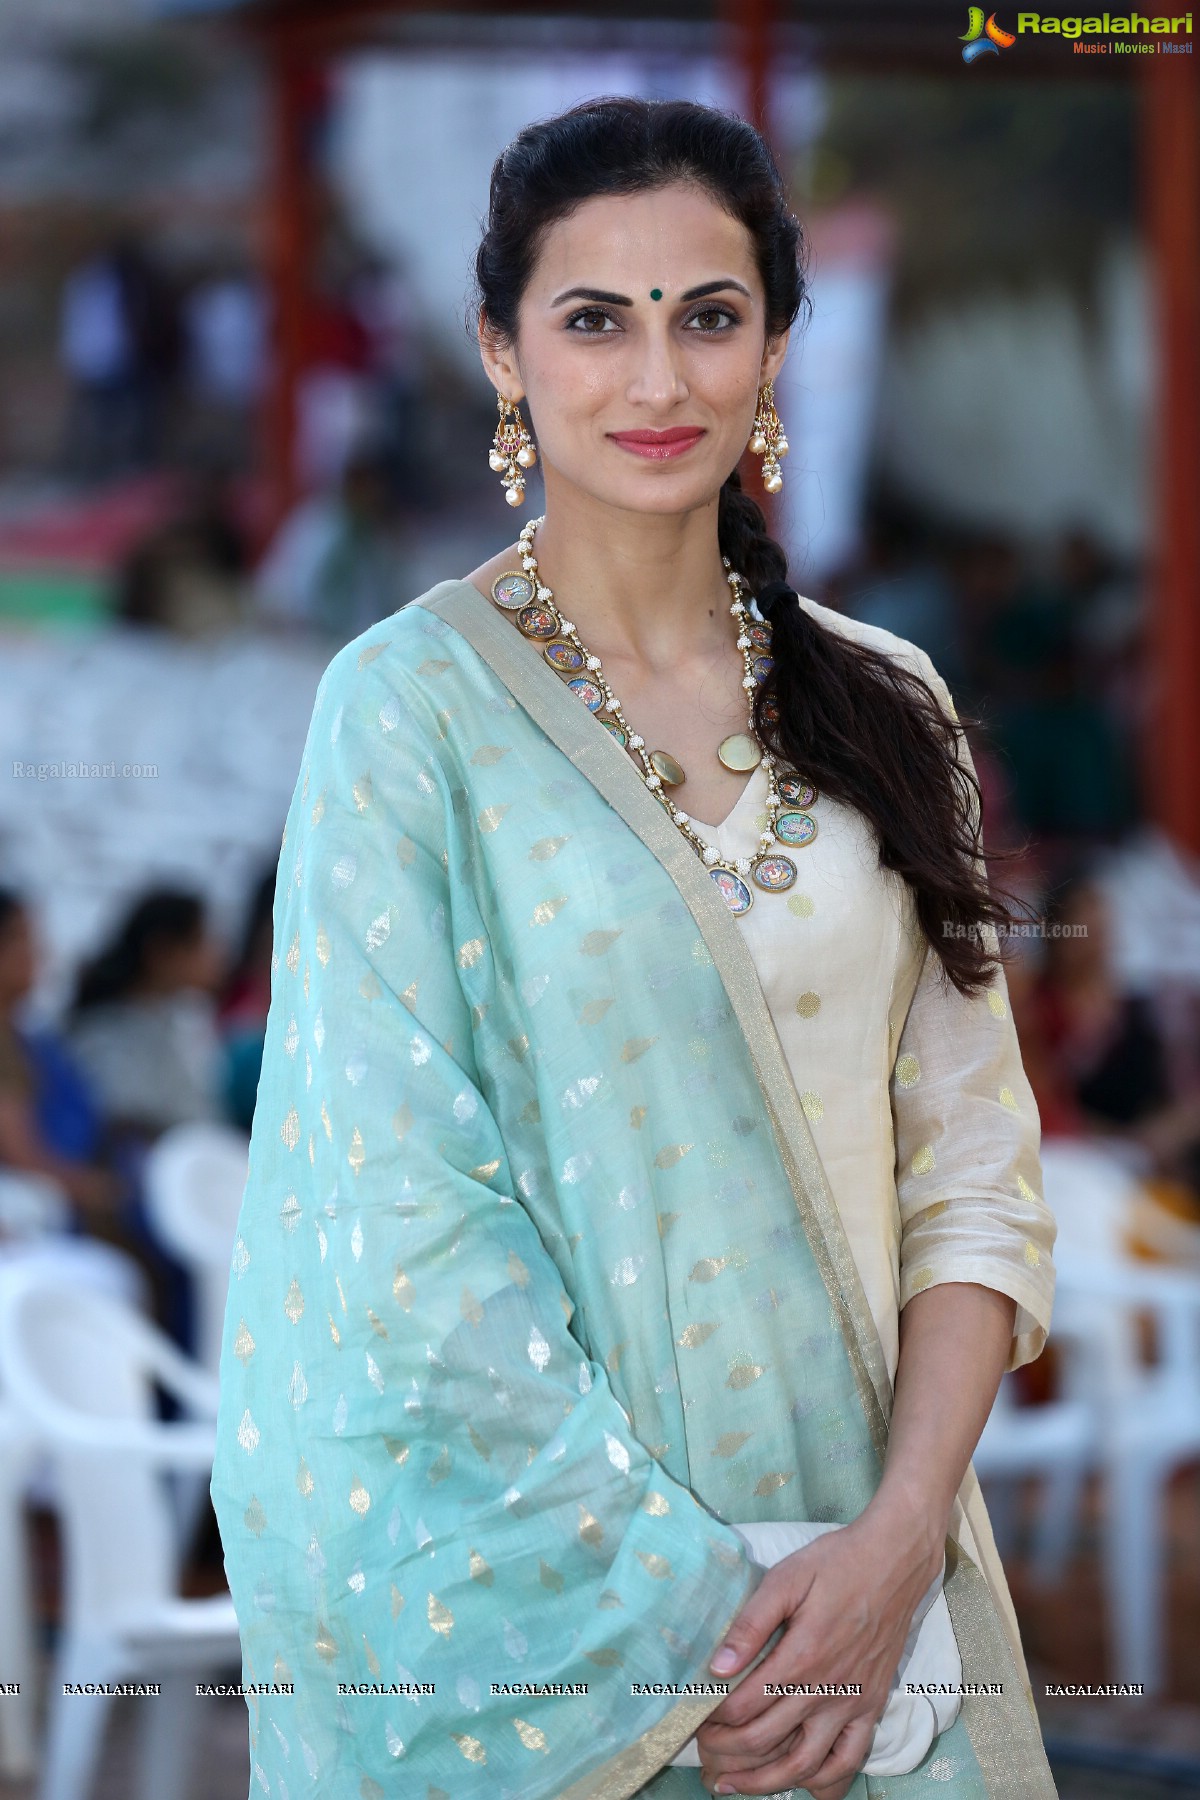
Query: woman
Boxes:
[
  {"xmin": 65, "ymin": 887, "xmax": 228, "ymax": 1143},
  {"xmin": 210, "ymin": 99, "xmax": 1057, "ymax": 1799},
  {"xmin": 0, "ymin": 888, "xmax": 123, "ymax": 1219},
  {"xmin": 65, "ymin": 886, "xmax": 228, "ymax": 1348}
]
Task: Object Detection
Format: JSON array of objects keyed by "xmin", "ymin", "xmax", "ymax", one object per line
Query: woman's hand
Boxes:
[{"xmin": 694, "ymin": 1498, "xmax": 943, "ymax": 1797}]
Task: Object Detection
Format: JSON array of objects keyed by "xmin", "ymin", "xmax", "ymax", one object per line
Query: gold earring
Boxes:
[
  {"xmin": 749, "ymin": 378, "xmax": 788, "ymax": 494},
  {"xmin": 489, "ymin": 391, "xmax": 537, "ymax": 507}
]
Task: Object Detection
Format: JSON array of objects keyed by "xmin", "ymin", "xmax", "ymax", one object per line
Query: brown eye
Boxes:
[
  {"xmin": 567, "ymin": 307, "xmax": 617, "ymax": 334},
  {"xmin": 688, "ymin": 306, "xmax": 736, "ymax": 332}
]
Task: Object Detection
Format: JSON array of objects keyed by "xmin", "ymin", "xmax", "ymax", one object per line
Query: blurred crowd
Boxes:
[
  {"xmin": 53, "ymin": 227, "xmax": 436, "ymax": 644},
  {"xmin": 0, "ymin": 875, "xmax": 272, "ymax": 1355}
]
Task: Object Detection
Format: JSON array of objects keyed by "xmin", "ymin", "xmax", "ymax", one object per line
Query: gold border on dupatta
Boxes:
[{"xmin": 411, "ymin": 579, "xmax": 1058, "ymax": 1800}]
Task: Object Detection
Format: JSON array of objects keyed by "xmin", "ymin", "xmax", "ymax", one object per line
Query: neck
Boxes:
[{"xmin": 526, "ymin": 482, "xmax": 737, "ymax": 673}]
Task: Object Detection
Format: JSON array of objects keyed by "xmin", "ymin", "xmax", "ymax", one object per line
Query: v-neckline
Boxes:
[{"xmin": 686, "ymin": 761, "xmax": 765, "ymax": 835}]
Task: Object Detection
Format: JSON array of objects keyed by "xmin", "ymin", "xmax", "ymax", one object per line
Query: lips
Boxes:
[{"xmin": 608, "ymin": 427, "xmax": 707, "ymax": 460}]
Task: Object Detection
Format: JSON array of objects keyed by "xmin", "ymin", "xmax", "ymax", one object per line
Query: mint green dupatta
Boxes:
[{"xmin": 210, "ymin": 580, "xmax": 1057, "ymax": 1800}]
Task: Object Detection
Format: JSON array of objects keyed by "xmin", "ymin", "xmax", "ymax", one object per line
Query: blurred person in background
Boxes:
[
  {"xmin": 179, "ymin": 250, "xmax": 269, "ymax": 471},
  {"xmin": 114, "ymin": 459, "xmax": 255, "ymax": 638},
  {"xmin": 63, "ymin": 887, "xmax": 230, "ymax": 1349},
  {"xmin": 1030, "ymin": 867, "xmax": 1200, "ymax": 1232},
  {"xmin": 347, "ymin": 245, "xmax": 437, "ymax": 506},
  {"xmin": 953, "ymin": 529, "xmax": 1131, "ymax": 852},
  {"xmin": 252, "ymin": 434, "xmax": 411, "ymax": 643},
  {"xmin": 58, "ymin": 235, "xmax": 181, "ymax": 478},
  {"xmin": 216, "ymin": 864, "xmax": 275, "ymax": 1134},
  {"xmin": 64, "ymin": 887, "xmax": 228, "ymax": 1145},
  {"xmin": 841, "ymin": 495, "xmax": 966, "ymax": 694},
  {"xmin": 0, "ymin": 887, "xmax": 125, "ymax": 1223}
]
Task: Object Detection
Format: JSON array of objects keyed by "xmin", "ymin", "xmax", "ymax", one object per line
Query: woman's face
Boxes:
[{"xmin": 481, "ymin": 181, "xmax": 789, "ymax": 518}]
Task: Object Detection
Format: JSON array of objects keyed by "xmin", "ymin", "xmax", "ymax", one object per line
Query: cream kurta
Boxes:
[{"xmin": 691, "ymin": 595, "xmax": 1056, "ymax": 1690}]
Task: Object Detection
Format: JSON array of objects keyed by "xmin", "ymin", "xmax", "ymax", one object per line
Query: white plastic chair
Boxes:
[
  {"xmin": 972, "ymin": 1322, "xmax": 1097, "ymax": 1586},
  {"xmin": 1059, "ymin": 1252, "xmax": 1200, "ymax": 1694},
  {"xmin": 0, "ymin": 1233, "xmax": 151, "ymax": 1783},
  {"xmin": 0, "ymin": 1262, "xmax": 241, "ymax": 1800},
  {"xmin": 141, "ymin": 1121, "xmax": 250, "ymax": 1377},
  {"xmin": 140, "ymin": 1122, "xmax": 250, "ymax": 1562},
  {"xmin": 0, "ymin": 1170, "xmax": 70, "ymax": 1240},
  {"xmin": 1028, "ymin": 1137, "xmax": 1200, "ymax": 1693}
]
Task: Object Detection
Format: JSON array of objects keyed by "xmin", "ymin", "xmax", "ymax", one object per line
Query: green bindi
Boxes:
[{"xmin": 650, "ymin": 288, "xmax": 663, "ymax": 300}]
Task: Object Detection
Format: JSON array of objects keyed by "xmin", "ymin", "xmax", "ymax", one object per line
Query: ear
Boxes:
[
  {"xmin": 759, "ymin": 325, "xmax": 791, "ymax": 387},
  {"xmin": 478, "ymin": 310, "xmax": 525, "ymax": 405}
]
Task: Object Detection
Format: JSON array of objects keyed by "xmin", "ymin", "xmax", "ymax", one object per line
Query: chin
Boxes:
[{"xmin": 573, "ymin": 471, "xmax": 722, "ymax": 518}]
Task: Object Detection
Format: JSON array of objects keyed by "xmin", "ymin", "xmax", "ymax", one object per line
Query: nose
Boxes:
[{"xmin": 624, "ymin": 322, "xmax": 690, "ymax": 411}]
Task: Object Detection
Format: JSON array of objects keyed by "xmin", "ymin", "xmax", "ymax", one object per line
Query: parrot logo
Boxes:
[{"xmin": 961, "ymin": 7, "xmax": 1017, "ymax": 58}]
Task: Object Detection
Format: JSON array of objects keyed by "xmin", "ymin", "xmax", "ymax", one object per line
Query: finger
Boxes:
[
  {"xmin": 698, "ymin": 1684, "xmax": 861, "ymax": 1763},
  {"xmin": 705, "ymin": 1708, "xmax": 849, "ymax": 1796},
  {"xmin": 697, "ymin": 1695, "xmax": 812, "ymax": 1767},
  {"xmin": 707, "ymin": 1619, "xmax": 846, "ymax": 1729},
  {"xmin": 708, "ymin": 1558, "xmax": 815, "ymax": 1679},
  {"xmin": 803, "ymin": 1715, "xmax": 875, "ymax": 1796}
]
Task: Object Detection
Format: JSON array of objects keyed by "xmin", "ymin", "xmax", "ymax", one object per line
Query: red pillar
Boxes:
[
  {"xmin": 260, "ymin": 39, "xmax": 325, "ymax": 542},
  {"xmin": 720, "ymin": 0, "xmax": 782, "ymax": 542},
  {"xmin": 1141, "ymin": 51, "xmax": 1200, "ymax": 855}
]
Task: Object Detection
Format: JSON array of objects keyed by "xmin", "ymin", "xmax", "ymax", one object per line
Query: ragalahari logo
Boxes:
[{"xmin": 961, "ymin": 7, "xmax": 1018, "ymax": 57}]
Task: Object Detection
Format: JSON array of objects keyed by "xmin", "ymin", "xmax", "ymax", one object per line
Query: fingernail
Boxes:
[{"xmin": 709, "ymin": 1646, "xmax": 738, "ymax": 1673}]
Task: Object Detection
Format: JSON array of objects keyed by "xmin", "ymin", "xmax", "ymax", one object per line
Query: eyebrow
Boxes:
[{"xmin": 549, "ymin": 278, "xmax": 752, "ymax": 308}]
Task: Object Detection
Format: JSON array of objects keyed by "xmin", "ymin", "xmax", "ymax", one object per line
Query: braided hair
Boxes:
[{"xmin": 472, "ymin": 95, "xmax": 1024, "ymax": 995}]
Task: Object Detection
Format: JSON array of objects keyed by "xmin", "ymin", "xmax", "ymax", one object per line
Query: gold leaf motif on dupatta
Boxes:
[
  {"xmin": 427, "ymin": 1593, "xmax": 454, "ymax": 1636},
  {"xmin": 530, "ymin": 834, "xmax": 571, "ymax": 860},
  {"xmin": 531, "ymin": 895, "xmax": 569, "ymax": 926},
  {"xmin": 451, "ymin": 1734, "xmax": 487, "ymax": 1764},
  {"xmin": 712, "ymin": 1431, "xmax": 753, "ymax": 1457},
  {"xmin": 636, "ymin": 1551, "xmax": 674, "ymax": 1579},
  {"xmin": 653, "ymin": 1143, "xmax": 693, "ymax": 1169},
  {"xmin": 578, "ymin": 1504, "xmax": 604, "ymax": 1547}
]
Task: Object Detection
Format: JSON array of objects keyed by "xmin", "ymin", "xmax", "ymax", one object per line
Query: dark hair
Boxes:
[
  {"xmin": 219, "ymin": 863, "xmax": 276, "ymax": 1006},
  {"xmin": 471, "ymin": 94, "xmax": 1025, "ymax": 995},
  {"xmin": 0, "ymin": 888, "xmax": 26, "ymax": 935},
  {"xmin": 69, "ymin": 887, "xmax": 206, "ymax": 1017}
]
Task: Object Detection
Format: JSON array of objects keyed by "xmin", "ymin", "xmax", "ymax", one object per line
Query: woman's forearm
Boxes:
[{"xmin": 862, "ymin": 1281, "xmax": 1017, "ymax": 1554}]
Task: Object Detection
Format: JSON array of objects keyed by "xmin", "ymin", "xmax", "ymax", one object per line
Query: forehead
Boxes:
[{"xmin": 527, "ymin": 182, "xmax": 757, "ymax": 293}]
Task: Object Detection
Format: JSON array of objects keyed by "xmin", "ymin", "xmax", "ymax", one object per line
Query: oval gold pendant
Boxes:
[
  {"xmin": 717, "ymin": 732, "xmax": 761, "ymax": 772},
  {"xmin": 649, "ymin": 749, "xmax": 685, "ymax": 786}
]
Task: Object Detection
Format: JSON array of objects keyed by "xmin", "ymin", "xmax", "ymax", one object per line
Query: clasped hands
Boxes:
[{"xmin": 693, "ymin": 1504, "xmax": 944, "ymax": 1799}]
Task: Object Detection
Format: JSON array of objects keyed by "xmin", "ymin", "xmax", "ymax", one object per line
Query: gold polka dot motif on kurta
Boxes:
[
  {"xmin": 894, "ymin": 1052, "xmax": 921, "ymax": 1088},
  {"xmin": 794, "ymin": 990, "xmax": 821, "ymax": 1018},
  {"xmin": 911, "ymin": 1144, "xmax": 937, "ymax": 1176}
]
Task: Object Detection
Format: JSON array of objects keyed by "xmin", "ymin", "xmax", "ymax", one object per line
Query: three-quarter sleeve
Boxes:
[
  {"xmin": 889, "ymin": 651, "xmax": 1056, "ymax": 1370},
  {"xmin": 209, "ymin": 632, "xmax": 762, "ymax": 1797}
]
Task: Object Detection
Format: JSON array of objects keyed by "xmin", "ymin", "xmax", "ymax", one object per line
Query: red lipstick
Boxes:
[{"xmin": 608, "ymin": 427, "xmax": 706, "ymax": 460}]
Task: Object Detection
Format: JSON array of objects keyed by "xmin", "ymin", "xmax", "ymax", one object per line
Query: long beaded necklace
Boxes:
[{"xmin": 486, "ymin": 515, "xmax": 819, "ymax": 916}]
